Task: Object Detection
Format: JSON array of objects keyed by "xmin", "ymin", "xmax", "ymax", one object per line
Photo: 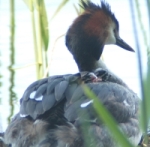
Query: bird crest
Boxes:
[{"xmin": 80, "ymin": 0, "xmax": 119, "ymax": 31}]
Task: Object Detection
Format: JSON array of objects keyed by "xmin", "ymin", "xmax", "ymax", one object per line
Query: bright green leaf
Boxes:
[{"xmin": 36, "ymin": 0, "xmax": 49, "ymax": 51}]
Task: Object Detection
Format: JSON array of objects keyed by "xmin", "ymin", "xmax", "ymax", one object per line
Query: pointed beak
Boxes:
[{"xmin": 116, "ymin": 37, "xmax": 135, "ymax": 52}]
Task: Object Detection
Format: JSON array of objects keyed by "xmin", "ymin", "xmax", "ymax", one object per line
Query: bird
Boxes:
[{"xmin": 4, "ymin": 1, "xmax": 141, "ymax": 147}]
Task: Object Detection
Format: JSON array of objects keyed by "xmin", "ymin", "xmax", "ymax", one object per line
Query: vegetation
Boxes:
[{"xmin": 0, "ymin": 0, "xmax": 149, "ymax": 146}]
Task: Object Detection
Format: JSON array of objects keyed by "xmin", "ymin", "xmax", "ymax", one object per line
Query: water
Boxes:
[{"xmin": 0, "ymin": 0, "xmax": 149, "ymax": 131}]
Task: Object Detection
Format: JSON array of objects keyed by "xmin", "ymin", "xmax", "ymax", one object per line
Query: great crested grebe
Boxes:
[{"xmin": 4, "ymin": 1, "xmax": 141, "ymax": 147}]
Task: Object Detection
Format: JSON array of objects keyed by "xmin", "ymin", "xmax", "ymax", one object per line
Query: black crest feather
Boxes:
[{"xmin": 80, "ymin": 0, "xmax": 119, "ymax": 31}]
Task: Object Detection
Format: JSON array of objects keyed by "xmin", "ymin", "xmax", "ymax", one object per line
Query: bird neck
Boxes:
[
  {"xmin": 72, "ymin": 45, "xmax": 129, "ymax": 88},
  {"xmin": 74, "ymin": 51, "xmax": 106, "ymax": 72},
  {"xmin": 66, "ymin": 31, "xmax": 105, "ymax": 72}
]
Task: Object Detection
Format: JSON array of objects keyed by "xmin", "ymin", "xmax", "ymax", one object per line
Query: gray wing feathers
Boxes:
[
  {"xmin": 34, "ymin": 83, "xmax": 48, "ymax": 98},
  {"xmin": 55, "ymin": 81, "xmax": 69, "ymax": 101},
  {"xmin": 5, "ymin": 72, "xmax": 140, "ymax": 147},
  {"xmin": 64, "ymin": 82, "xmax": 139, "ymax": 123},
  {"xmin": 26, "ymin": 100, "xmax": 37, "ymax": 117},
  {"xmin": 20, "ymin": 76, "xmax": 71, "ymax": 119},
  {"xmin": 42, "ymin": 94, "xmax": 56, "ymax": 112}
]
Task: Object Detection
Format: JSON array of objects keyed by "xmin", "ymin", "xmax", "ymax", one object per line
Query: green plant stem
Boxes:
[
  {"xmin": 129, "ymin": 0, "xmax": 148, "ymax": 134},
  {"xmin": 30, "ymin": 0, "xmax": 40, "ymax": 79},
  {"xmin": 135, "ymin": 0, "xmax": 150, "ymax": 56},
  {"xmin": 37, "ymin": 2, "xmax": 44, "ymax": 79},
  {"xmin": 8, "ymin": 0, "xmax": 17, "ymax": 123}
]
